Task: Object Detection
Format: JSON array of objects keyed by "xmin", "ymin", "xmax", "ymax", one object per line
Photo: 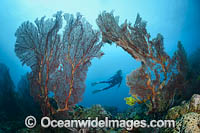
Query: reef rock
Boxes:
[
  {"xmin": 165, "ymin": 104, "xmax": 189, "ymax": 120},
  {"xmin": 166, "ymin": 94, "xmax": 200, "ymax": 120},
  {"xmin": 68, "ymin": 104, "xmax": 111, "ymax": 120},
  {"xmin": 172, "ymin": 112, "xmax": 200, "ymax": 133},
  {"xmin": 82, "ymin": 104, "xmax": 112, "ymax": 119},
  {"xmin": 189, "ymin": 94, "xmax": 200, "ymax": 113}
]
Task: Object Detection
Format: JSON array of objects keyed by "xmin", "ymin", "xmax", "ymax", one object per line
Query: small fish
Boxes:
[
  {"xmin": 124, "ymin": 94, "xmax": 149, "ymax": 106},
  {"xmin": 124, "ymin": 96, "xmax": 137, "ymax": 106}
]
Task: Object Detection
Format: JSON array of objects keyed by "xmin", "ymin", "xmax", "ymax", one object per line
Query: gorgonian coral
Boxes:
[
  {"xmin": 15, "ymin": 11, "xmax": 103, "ymax": 115},
  {"xmin": 96, "ymin": 11, "xmax": 188, "ymax": 112}
]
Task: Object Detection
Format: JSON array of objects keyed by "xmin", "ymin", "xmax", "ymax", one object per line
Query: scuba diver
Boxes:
[{"xmin": 91, "ymin": 70, "xmax": 123, "ymax": 94}]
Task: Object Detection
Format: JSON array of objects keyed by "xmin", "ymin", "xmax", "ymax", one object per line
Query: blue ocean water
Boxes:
[{"xmin": 0, "ymin": 0, "xmax": 200, "ymax": 112}]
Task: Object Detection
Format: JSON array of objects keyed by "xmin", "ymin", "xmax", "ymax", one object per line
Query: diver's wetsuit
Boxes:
[{"xmin": 92, "ymin": 70, "xmax": 122, "ymax": 94}]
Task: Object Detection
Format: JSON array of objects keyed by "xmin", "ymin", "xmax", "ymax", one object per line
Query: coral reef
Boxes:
[
  {"xmin": 167, "ymin": 112, "xmax": 200, "ymax": 133},
  {"xmin": 164, "ymin": 94, "xmax": 200, "ymax": 133},
  {"xmin": 96, "ymin": 11, "xmax": 188, "ymax": 113},
  {"xmin": 2, "ymin": 10, "xmax": 198, "ymax": 133},
  {"xmin": 69, "ymin": 105, "xmax": 112, "ymax": 132},
  {"xmin": 189, "ymin": 94, "xmax": 200, "ymax": 113},
  {"xmin": 15, "ymin": 11, "xmax": 103, "ymax": 115},
  {"xmin": 70, "ymin": 104, "xmax": 112, "ymax": 120},
  {"xmin": 15, "ymin": 104, "xmax": 113, "ymax": 133},
  {"xmin": 103, "ymin": 106, "xmax": 118, "ymax": 116},
  {"xmin": 2, "ymin": 94, "xmax": 200, "ymax": 133},
  {"xmin": 166, "ymin": 94, "xmax": 200, "ymax": 120},
  {"xmin": 115, "ymin": 103, "xmax": 149, "ymax": 120}
]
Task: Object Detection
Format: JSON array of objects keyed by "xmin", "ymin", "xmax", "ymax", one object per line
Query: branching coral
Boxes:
[
  {"xmin": 15, "ymin": 11, "xmax": 103, "ymax": 115},
  {"xmin": 51, "ymin": 13, "xmax": 103, "ymax": 112},
  {"xmin": 97, "ymin": 11, "xmax": 188, "ymax": 112}
]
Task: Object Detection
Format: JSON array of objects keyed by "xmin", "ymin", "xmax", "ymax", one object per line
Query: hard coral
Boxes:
[
  {"xmin": 166, "ymin": 94, "xmax": 200, "ymax": 120},
  {"xmin": 173, "ymin": 112, "xmax": 200, "ymax": 133}
]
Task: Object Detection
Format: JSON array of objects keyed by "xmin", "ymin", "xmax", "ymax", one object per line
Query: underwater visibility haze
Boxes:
[{"xmin": 0, "ymin": 0, "xmax": 200, "ymax": 132}]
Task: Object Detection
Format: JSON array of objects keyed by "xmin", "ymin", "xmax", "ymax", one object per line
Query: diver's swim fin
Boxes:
[
  {"xmin": 91, "ymin": 82, "xmax": 98, "ymax": 86},
  {"xmin": 92, "ymin": 89, "xmax": 102, "ymax": 94}
]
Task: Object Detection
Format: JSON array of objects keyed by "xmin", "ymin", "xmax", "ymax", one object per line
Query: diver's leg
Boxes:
[
  {"xmin": 92, "ymin": 89, "xmax": 102, "ymax": 94},
  {"xmin": 91, "ymin": 81, "xmax": 110, "ymax": 86},
  {"xmin": 98, "ymin": 81, "xmax": 110, "ymax": 84},
  {"xmin": 101, "ymin": 84, "xmax": 115, "ymax": 91},
  {"xmin": 92, "ymin": 84, "xmax": 115, "ymax": 94}
]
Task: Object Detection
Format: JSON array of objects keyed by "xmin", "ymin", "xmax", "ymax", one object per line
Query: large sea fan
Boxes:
[{"xmin": 15, "ymin": 11, "xmax": 103, "ymax": 115}]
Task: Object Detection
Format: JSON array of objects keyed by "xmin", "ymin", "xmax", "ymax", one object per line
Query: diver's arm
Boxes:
[
  {"xmin": 108, "ymin": 73, "xmax": 118, "ymax": 81},
  {"xmin": 108, "ymin": 75, "xmax": 114, "ymax": 81}
]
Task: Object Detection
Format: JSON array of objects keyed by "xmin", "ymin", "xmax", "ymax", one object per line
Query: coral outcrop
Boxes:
[
  {"xmin": 166, "ymin": 94, "xmax": 200, "ymax": 120},
  {"xmin": 170, "ymin": 112, "xmax": 200, "ymax": 133},
  {"xmin": 71, "ymin": 104, "xmax": 112, "ymax": 120},
  {"xmin": 165, "ymin": 94, "xmax": 200, "ymax": 133},
  {"xmin": 189, "ymin": 94, "xmax": 200, "ymax": 113}
]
